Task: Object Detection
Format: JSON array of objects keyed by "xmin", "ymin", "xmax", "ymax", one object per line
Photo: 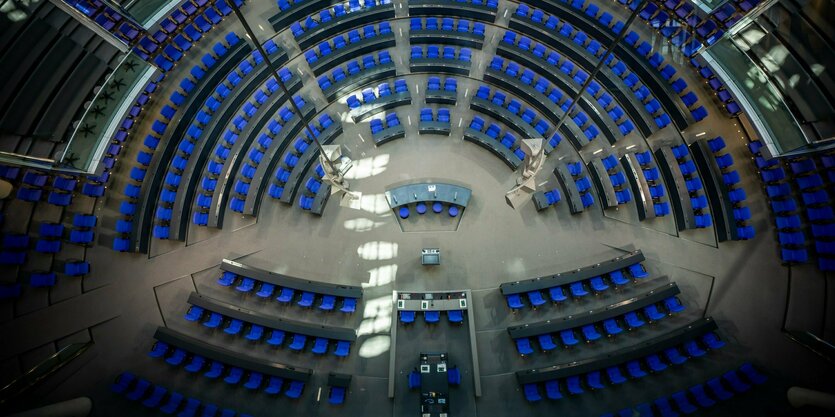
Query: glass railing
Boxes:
[
  {"xmin": 60, "ymin": 51, "xmax": 157, "ymax": 174},
  {"xmin": 0, "ymin": 342, "xmax": 93, "ymax": 406},
  {"xmin": 703, "ymin": 36, "xmax": 809, "ymax": 156},
  {"xmin": 121, "ymin": 0, "xmax": 181, "ymax": 28}
]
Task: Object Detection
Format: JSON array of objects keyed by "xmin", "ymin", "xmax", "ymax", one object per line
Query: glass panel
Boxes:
[
  {"xmin": 705, "ymin": 36, "xmax": 809, "ymax": 154},
  {"xmin": 62, "ymin": 52, "xmax": 156, "ymax": 173}
]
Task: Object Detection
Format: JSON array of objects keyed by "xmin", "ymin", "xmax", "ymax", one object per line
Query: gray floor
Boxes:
[{"xmin": 1, "ymin": 0, "xmax": 833, "ymax": 416}]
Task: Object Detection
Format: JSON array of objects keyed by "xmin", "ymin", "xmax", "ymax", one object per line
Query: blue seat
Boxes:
[
  {"xmin": 589, "ymin": 276, "xmax": 609, "ymax": 292},
  {"xmin": 340, "ymin": 297, "xmax": 357, "ymax": 314},
  {"xmin": 504, "ymin": 292, "xmax": 525, "ymax": 310},
  {"xmin": 566, "ymin": 375, "xmax": 584, "ymax": 395},
  {"xmin": 582, "ymin": 324, "xmax": 602, "ymax": 342},
  {"xmin": 400, "ymin": 310, "xmax": 416, "ymax": 323},
  {"xmin": 549, "ymin": 286, "xmax": 567, "ymax": 302},
  {"xmin": 560, "ymin": 329, "xmax": 579, "ymax": 346},
  {"xmin": 312, "ymin": 337, "xmax": 329, "ymax": 355},
  {"xmin": 224, "ymin": 319, "xmax": 243, "ymax": 335},
  {"xmin": 276, "ymin": 287, "xmax": 294, "ymax": 303},
  {"xmin": 523, "ymin": 383, "xmax": 542, "ymax": 402},
  {"xmin": 408, "ymin": 371, "xmax": 421, "ymax": 389},
  {"xmin": 569, "ymin": 282, "xmax": 588, "ymax": 297},
  {"xmin": 527, "ymin": 291, "xmax": 546, "ymax": 307},
  {"xmin": 644, "ymin": 304, "xmax": 666, "ymax": 321},
  {"xmin": 288, "ymin": 334, "xmax": 307, "ymax": 351},
  {"xmin": 298, "ymin": 291, "xmax": 315, "ymax": 307},
  {"xmin": 707, "ymin": 377, "xmax": 734, "ymax": 400},
  {"xmin": 424, "ymin": 310, "xmax": 441, "ymax": 323},
  {"xmin": 333, "ymin": 340, "xmax": 351, "ymax": 357},
  {"xmin": 627, "ymin": 360, "xmax": 647, "ymax": 378},
  {"xmin": 266, "ymin": 329, "xmax": 285, "ymax": 346},
  {"xmin": 664, "ymin": 297, "xmax": 685, "ymax": 313},
  {"xmin": 538, "ymin": 334, "xmax": 558, "ymax": 351},
  {"xmin": 603, "ymin": 318, "xmax": 623, "ymax": 335},
  {"xmin": 516, "ymin": 338, "xmax": 534, "ymax": 355},
  {"xmin": 448, "ymin": 309, "xmax": 464, "ymax": 323},
  {"xmin": 245, "ymin": 325, "xmax": 264, "ymax": 342},
  {"xmin": 545, "ymin": 380, "xmax": 563, "ymax": 399}
]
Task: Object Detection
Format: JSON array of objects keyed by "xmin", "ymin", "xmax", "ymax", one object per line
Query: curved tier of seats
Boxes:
[
  {"xmin": 509, "ymin": 283, "xmax": 685, "ymax": 356},
  {"xmin": 689, "ymin": 136, "xmax": 754, "ymax": 241},
  {"xmin": 511, "ymin": 2, "xmax": 699, "ymax": 130},
  {"xmin": 472, "ymin": 85, "xmax": 552, "ymax": 145},
  {"xmin": 464, "ymin": 116, "xmax": 527, "ymax": 170},
  {"xmin": 151, "ymin": 326, "xmax": 312, "ymax": 397},
  {"xmin": 555, "ymin": 161, "xmax": 596, "ymax": 214},
  {"xmin": 296, "ymin": 162, "xmax": 331, "ymax": 215},
  {"xmin": 188, "ymin": 77, "xmax": 302, "ymax": 232},
  {"xmin": 346, "ymin": 78, "xmax": 412, "ymax": 121},
  {"xmin": 370, "ymin": 112, "xmax": 405, "ymax": 146},
  {"xmin": 501, "ymin": 250, "xmax": 647, "ymax": 309},
  {"xmin": 148, "ymin": 37, "xmax": 288, "ymax": 241},
  {"xmin": 291, "ymin": 0, "xmax": 395, "ymax": 50},
  {"xmin": 218, "ymin": 259, "xmax": 362, "ymax": 311},
  {"xmin": 251, "ymin": 111, "xmax": 341, "ymax": 212},
  {"xmin": 258, "ymin": 113, "xmax": 341, "ymax": 213},
  {"xmin": 317, "ymin": 50, "xmax": 395, "ymax": 101},
  {"xmin": 304, "ymin": 22, "xmax": 394, "ymax": 76},
  {"xmin": 625, "ymin": 150, "xmax": 670, "ymax": 219},
  {"xmin": 111, "ymin": 371, "xmax": 255, "ymax": 415},
  {"xmin": 485, "ymin": 54, "xmax": 607, "ymax": 148},
  {"xmin": 587, "ymin": 154, "xmax": 632, "ymax": 208},
  {"xmin": 409, "ymin": 44, "xmax": 472, "ymax": 76},
  {"xmin": 409, "ymin": 17, "xmax": 486, "ymax": 48},
  {"xmin": 408, "ymin": 0, "xmax": 498, "ymax": 22},
  {"xmin": 519, "ymin": 317, "xmax": 724, "ymax": 401},
  {"xmin": 598, "ymin": 362, "xmax": 768, "ymax": 417},
  {"xmin": 184, "ymin": 292, "xmax": 356, "ymax": 356}
]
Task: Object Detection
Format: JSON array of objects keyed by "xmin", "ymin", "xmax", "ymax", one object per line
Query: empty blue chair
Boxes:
[
  {"xmin": 288, "ymin": 334, "xmax": 307, "ymax": 351},
  {"xmin": 566, "ymin": 376, "xmax": 584, "ymax": 395},
  {"xmin": 312, "ymin": 337, "xmax": 329, "ymax": 355},
  {"xmin": 425, "ymin": 310, "xmax": 440, "ymax": 323},
  {"xmin": 664, "ymin": 297, "xmax": 685, "ymax": 313},
  {"xmin": 538, "ymin": 334, "xmax": 558, "ymax": 351},
  {"xmin": 298, "ymin": 291, "xmax": 315, "ymax": 307},
  {"xmin": 408, "ymin": 371, "xmax": 421, "ymax": 389},
  {"xmin": 448, "ymin": 310, "xmax": 464, "ymax": 323},
  {"xmin": 400, "ymin": 310, "xmax": 416, "ymax": 323},
  {"xmin": 523, "ymin": 384, "xmax": 542, "ymax": 402},
  {"xmin": 549, "ymin": 286, "xmax": 567, "ymax": 302},
  {"xmin": 560, "ymin": 329, "xmax": 579, "ymax": 346},
  {"xmin": 516, "ymin": 338, "xmax": 534, "ymax": 355},
  {"xmin": 569, "ymin": 282, "xmax": 588, "ymax": 297},
  {"xmin": 627, "ymin": 360, "xmax": 647, "ymax": 378},
  {"xmin": 589, "ymin": 276, "xmax": 609, "ymax": 292},
  {"xmin": 545, "ymin": 380, "xmax": 563, "ymax": 399},
  {"xmin": 707, "ymin": 377, "xmax": 734, "ymax": 400},
  {"xmin": 582, "ymin": 324, "xmax": 602, "ymax": 341}
]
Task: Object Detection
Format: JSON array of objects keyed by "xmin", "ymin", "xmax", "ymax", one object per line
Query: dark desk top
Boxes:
[
  {"xmin": 554, "ymin": 163, "xmax": 584, "ymax": 215},
  {"xmin": 587, "ymin": 159, "xmax": 618, "ymax": 209},
  {"xmin": 655, "ymin": 147, "xmax": 696, "ymax": 230},
  {"xmin": 188, "ymin": 292, "xmax": 357, "ymax": 341},
  {"xmin": 420, "ymin": 352, "xmax": 449, "ymax": 417},
  {"xmin": 507, "ymin": 282, "xmax": 679, "ymax": 338},
  {"xmin": 515, "ymin": 317, "xmax": 718, "ymax": 384},
  {"xmin": 499, "ymin": 250, "xmax": 644, "ymax": 295},
  {"xmin": 154, "ymin": 327, "xmax": 312, "ymax": 381},
  {"xmin": 221, "ymin": 258, "xmax": 363, "ymax": 298},
  {"xmin": 621, "ymin": 153, "xmax": 656, "ymax": 221},
  {"xmin": 385, "ymin": 182, "xmax": 472, "ymax": 208}
]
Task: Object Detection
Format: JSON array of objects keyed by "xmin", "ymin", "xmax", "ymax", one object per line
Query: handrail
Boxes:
[{"xmin": 0, "ymin": 342, "xmax": 93, "ymax": 406}]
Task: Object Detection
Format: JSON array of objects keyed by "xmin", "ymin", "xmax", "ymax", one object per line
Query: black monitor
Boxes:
[{"xmin": 421, "ymin": 248, "xmax": 441, "ymax": 265}]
